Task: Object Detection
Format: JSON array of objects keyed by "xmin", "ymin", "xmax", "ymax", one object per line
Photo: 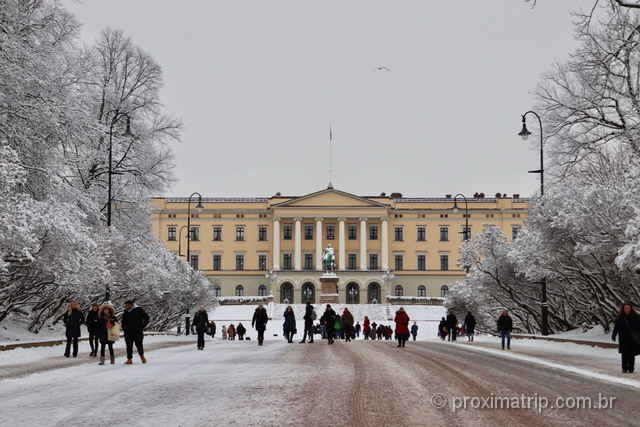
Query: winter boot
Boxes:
[
  {"xmin": 110, "ymin": 356, "xmax": 115, "ymax": 364},
  {"xmin": 98, "ymin": 356, "xmax": 105, "ymax": 365},
  {"xmin": 140, "ymin": 354, "xmax": 147, "ymax": 364},
  {"xmin": 124, "ymin": 358, "xmax": 133, "ymax": 365}
]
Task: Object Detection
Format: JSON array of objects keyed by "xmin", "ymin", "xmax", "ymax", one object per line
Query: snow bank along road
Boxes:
[{"xmin": 0, "ymin": 339, "xmax": 638, "ymax": 427}]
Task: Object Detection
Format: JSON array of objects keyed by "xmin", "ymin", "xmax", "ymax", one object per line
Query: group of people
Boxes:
[
  {"xmin": 437, "ymin": 310, "xmax": 510, "ymax": 349},
  {"xmin": 62, "ymin": 300, "xmax": 149, "ymax": 365}
]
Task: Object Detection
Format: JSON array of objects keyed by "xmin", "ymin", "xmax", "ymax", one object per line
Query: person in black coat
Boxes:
[
  {"xmin": 237, "ymin": 323, "xmax": 247, "ymax": 340},
  {"xmin": 320, "ymin": 304, "xmax": 337, "ymax": 345},
  {"xmin": 463, "ymin": 311, "xmax": 476, "ymax": 342},
  {"xmin": 191, "ymin": 306, "xmax": 209, "ymax": 350},
  {"xmin": 209, "ymin": 320, "xmax": 217, "ymax": 338},
  {"xmin": 300, "ymin": 302, "xmax": 315, "ymax": 343},
  {"xmin": 63, "ymin": 301, "xmax": 85, "ymax": 358},
  {"xmin": 446, "ymin": 311, "xmax": 458, "ymax": 341},
  {"xmin": 86, "ymin": 303, "xmax": 100, "ymax": 357},
  {"xmin": 355, "ymin": 322, "xmax": 361, "ymax": 338},
  {"xmin": 252, "ymin": 304, "xmax": 269, "ymax": 346},
  {"xmin": 612, "ymin": 302, "xmax": 640, "ymax": 373},
  {"xmin": 282, "ymin": 306, "xmax": 296, "ymax": 343},
  {"xmin": 497, "ymin": 310, "xmax": 513, "ymax": 350},
  {"xmin": 410, "ymin": 322, "xmax": 419, "ymax": 341},
  {"xmin": 121, "ymin": 300, "xmax": 150, "ymax": 364},
  {"xmin": 438, "ymin": 317, "xmax": 448, "ymax": 341}
]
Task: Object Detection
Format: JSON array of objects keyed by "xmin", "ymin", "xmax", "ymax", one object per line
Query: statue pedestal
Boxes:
[{"xmin": 319, "ymin": 273, "xmax": 339, "ymax": 304}]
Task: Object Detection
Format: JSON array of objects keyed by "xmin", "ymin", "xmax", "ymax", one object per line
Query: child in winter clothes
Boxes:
[{"xmin": 98, "ymin": 304, "xmax": 118, "ymax": 365}]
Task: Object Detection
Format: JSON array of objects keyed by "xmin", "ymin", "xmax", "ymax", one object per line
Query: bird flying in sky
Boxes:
[{"xmin": 372, "ymin": 67, "xmax": 391, "ymax": 72}]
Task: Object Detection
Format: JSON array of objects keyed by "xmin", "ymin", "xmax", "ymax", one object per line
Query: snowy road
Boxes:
[{"xmin": 0, "ymin": 338, "xmax": 639, "ymax": 426}]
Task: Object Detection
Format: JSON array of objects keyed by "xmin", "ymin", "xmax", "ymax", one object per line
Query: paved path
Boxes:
[{"xmin": 0, "ymin": 339, "xmax": 638, "ymax": 426}]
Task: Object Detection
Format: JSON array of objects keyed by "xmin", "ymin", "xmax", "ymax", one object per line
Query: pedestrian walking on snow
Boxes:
[
  {"xmin": 438, "ymin": 317, "xmax": 448, "ymax": 341},
  {"xmin": 86, "ymin": 303, "xmax": 100, "ymax": 357},
  {"xmin": 363, "ymin": 317, "xmax": 370, "ymax": 340},
  {"xmin": 612, "ymin": 302, "xmax": 640, "ymax": 373},
  {"xmin": 394, "ymin": 307, "xmax": 410, "ymax": 347},
  {"xmin": 464, "ymin": 311, "xmax": 476, "ymax": 342},
  {"xmin": 355, "ymin": 321, "xmax": 361, "ymax": 338},
  {"xmin": 192, "ymin": 306, "xmax": 209, "ymax": 350},
  {"xmin": 283, "ymin": 306, "xmax": 296, "ymax": 343},
  {"xmin": 209, "ymin": 321, "xmax": 217, "ymax": 338},
  {"xmin": 97, "ymin": 304, "xmax": 118, "ymax": 365},
  {"xmin": 228, "ymin": 324, "xmax": 236, "ymax": 340},
  {"xmin": 320, "ymin": 304, "xmax": 337, "ymax": 344},
  {"xmin": 410, "ymin": 322, "xmax": 418, "ymax": 341},
  {"xmin": 497, "ymin": 310, "xmax": 513, "ymax": 350},
  {"xmin": 341, "ymin": 308, "xmax": 355, "ymax": 342},
  {"xmin": 252, "ymin": 304, "xmax": 269, "ymax": 346},
  {"xmin": 121, "ymin": 300, "xmax": 149, "ymax": 364},
  {"xmin": 300, "ymin": 302, "xmax": 316, "ymax": 343},
  {"xmin": 63, "ymin": 300, "xmax": 84, "ymax": 358},
  {"xmin": 221, "ymin": 325, "xmax": 228, "ymax": 340},
  {"xmin": 446, "ymin": 311, "xmax": 458, "ymax": 341},
  {"xmin": 237, "ymin": 323, "xmax": 247, "ymax": 340}
]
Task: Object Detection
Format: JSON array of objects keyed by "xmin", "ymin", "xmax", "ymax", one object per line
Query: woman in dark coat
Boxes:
[
  {"xmin": 252, "ymin": 304, "xmax": 269, "ymax": 346},
  {"xmin": 282, "ymin": 306, "xmax": 296, "ymax": 343},
  {"xmin": 97, "ymin": 304, "xmax": 117, "ymax": 365},
  {"xmin": 237, "ymin": 323, "xmax": 247, "ymax": 340},
  {"xmin": 612, "ymin": 302, "xmax": 640, "ymax": 373},
  {"xmin": 192, "ymin": 306, "xmax": 209, "ymax": 350},
  {"xmin": 463, "ymin": 311, "xmax": 476, "ymax": 342},
  {"xmin": 320, "ymin": 304, "xmax": 337, "ymax": 345},
  {"xmin": 438, "ymin": 317, "xmax": 448, "ymax": 341},
  {"xmin": 394, "ymin": 307, "xmax": 410, "ymax": 348},
  {"xmin": 63, "ymin": 301, "xmax": 85, "ymax": 358},
  {"xmin": 86, "ymin": 303, "xmax": 100, "ymax": 357}
]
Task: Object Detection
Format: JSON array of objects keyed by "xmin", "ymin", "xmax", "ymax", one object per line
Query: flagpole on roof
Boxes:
[{"xmin": 329, "ymin": 124, "xmax": 333, "ymax": 189}]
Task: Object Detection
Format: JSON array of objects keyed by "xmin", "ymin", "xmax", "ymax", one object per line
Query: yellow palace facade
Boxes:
[{"xmin": 150, "ymin": 187, "xmax": 528, "ymax": 305}]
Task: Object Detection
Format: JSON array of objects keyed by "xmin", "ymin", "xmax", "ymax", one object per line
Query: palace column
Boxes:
[
  {"xmin": 315, "ymin": 218, "xmax": 323, "ymax": 270},
  {"xmin": 273, "ymin": 217, "xmax": 281, "ymax": 270},
  {"xmin": 359, "ymin": 218, "xmax": 367, "ymax": 270},
  {"xmin": 338, "ymin": 218, "xmax": 346, "ymax": 271},
  {"xmin": 381, "ymin": 217, "xmax": 389, "ymax": 270},
  {"xmin": 294, "ymin": 217, "xmax": 302, "ymax": 270}
]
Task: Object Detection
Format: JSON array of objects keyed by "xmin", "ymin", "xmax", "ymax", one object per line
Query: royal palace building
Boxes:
[{"xmin": 151, "ymin": 187, "xmax": 528, "ymax": 305}]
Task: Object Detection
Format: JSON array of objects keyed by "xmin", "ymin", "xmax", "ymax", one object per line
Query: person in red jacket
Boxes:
[
  {"xmin": 394, "ymin": 307, "xmax": 410, "ymax": 348},
  {"xmin": 363, "ymin": 316, "xmax": 371, "ymax": 340}
]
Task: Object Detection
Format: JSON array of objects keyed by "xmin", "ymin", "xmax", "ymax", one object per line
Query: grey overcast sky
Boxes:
[{"xmin": 64, "ymin": 0, "xmax": 588, "ymax": 199}]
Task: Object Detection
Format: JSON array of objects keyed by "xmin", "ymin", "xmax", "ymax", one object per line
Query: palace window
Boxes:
[
  {"xmin": 394, "ymin": 255, "xmax": 403, "ymax": 271},
  {"xmin": 283, "ymin": 225, "xmax": 292, "ymax": 240},
  {"xmin": 369, "ymin": 254, "xmax": 378, "ymax": 270},
  {"xmin": 461, "ymin": 226, "xmax": 471, "ymax": 241},
  {"xmin": 304, "ymin": 253, "xmax": 314, "ymax": 270},
  {"xmin": 417, "ymin": 226, "xmax": 426, "ymax": 241},
  {"xmin": 213, "ymin": 226, "xmax": 222, "ymax": 241},
  {"xmin": 167, "ymin": 226, "xmax": 177, "ymax": 241},
  {"xmin": 326, "ymin": 225, "xmax": 335, "ymax": 240},
  {"xmin": 395, "ymin": 285, "xmax": 403, "ymax": 297},
  {"xmin": 258, "ymin": 285, "xmax": 267, "ymax": 297},
  {"xmin": 369, "ymin": 225, "xmax": 378, "ymax": 240},
  {"xmin": 512, "ymin": 226, "xmax": 521, "ymax": 240},
  {"xmin": 439, "ymin": 227, "xmax": 449, "ymax": 242},
  {"xmin": 417, "ymin": 255, "xmax": 426, "ymax": 271},
  {"xmin": 190, "ymin": 254, "xmax": 199, "ymax": 270},
  {"xmin": 348, "ymin": 225, "xmax": 357, "ymax": 240},
  {"xmin": 213, "ymin": 255, "xmax": 222, "ymax": 271},
  {"xmin": 441, "ymin": 285, "xmax": 449, "ymax": 297},
  {"xmin": 189, "ymin": 226, "xmax": 200, "ymax": 242},
  {"xmin": 394, "ymin": 227, "xmax": 403, "ymax": 241},
  {"xmin": 440, "ymin": 254, "xmax": 449, "ymax": 271},
  {"xmin": 305, "ymin": 225, "xmax": 313, "ymax": 240},
  {"xmin": 235, "ymin": 255, "xmax": 244, "ymax": 271},
  {"xmin": 258, "ymin": 226, "xmax": 268, "ymax": 241},
  {"xmin": 235, "ymin": 285, "xmax": 244, "ymax": 296},
  {"xmin": 348, "ymin": 253, "xmax": 357, "ymax": 270},
  {"xmin": 283, "ymin": 254, "xmax": 292, "ymax": 270},
  {"xmin": 235, "ymin": 226, "xmax": 245, "ymax": 241},
  {"xmin": 418, "ymin": 285, "xmax": 426, "ymax": 297},
  {"xmin": 258, "ymin": 254, "xmax": 267, "ymax": 271}
]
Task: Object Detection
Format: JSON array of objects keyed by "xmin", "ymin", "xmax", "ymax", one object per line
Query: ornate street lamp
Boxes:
[
  {"xmin": 517, "ymin": 110, "xmax": 549, "ymax": 335},
  {"xmin": 382, "ymin": 268, "xmax": 395, "ymax": 299},
  {"xmin": 264, "ymin": 269, "xmax": 277, "ymax": 296},
  {"xmin": 186, "ymin": 192, "xmax": 204, "ymax": 270},
  {"xmin": 451, "ymin": 193, "xmax": 470, "ymax": 273}
]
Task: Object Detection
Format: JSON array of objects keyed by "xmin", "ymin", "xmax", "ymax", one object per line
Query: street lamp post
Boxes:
[
  {"xmin": 518, "ymin": 110, "xmax": 549, "ymax": 336},
  {"xmin": 177, "ymin": 225, "xmax": 188, "ymax": 259},
  {"xmin": 451, "ymin": 193, "xmax": 470, "ymax": 273},
  {"xmin": 105, "ymin": 113, "xmax": 135, "ymax": 302},
  {"xmin": 265, "ymin": 269, "xmax": 277, "ymax": 296},
  {"xmin": 382, "ymin": 268, "xmax": 395, "ymax": 299},
  {"xmin": 186, "ymin": 192, "xmax": 204, "ymax": 270}
]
